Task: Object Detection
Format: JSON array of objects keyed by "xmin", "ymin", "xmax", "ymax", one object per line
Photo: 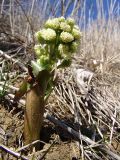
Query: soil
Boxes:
[{"xmin": 0, "ymin": 105, "xmax": 80, "ymax": 160}]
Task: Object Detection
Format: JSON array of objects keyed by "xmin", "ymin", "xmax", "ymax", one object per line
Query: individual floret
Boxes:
[{"xmin": 60, "ymin": 32, "xmax": 74, "ymax": 43}]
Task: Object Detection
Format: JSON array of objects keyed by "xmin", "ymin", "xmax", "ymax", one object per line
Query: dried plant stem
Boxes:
[
  {"xmin": 0, "ymin": 82, "xmax": 19, "ymax": 91},
  {"xmin": 39, "ymin": 138, "xmax": 57, "ymax": 160},
  {"xmin": 44, "ymin": 112, "xmax": 95, "ymax": 145},
  {"xmin": 0, "ymin": 144, "xmax": 28, "ymax": 160},
  {"xmin": 16, "ymin": 140, "xmax": 46, "ymax": 152},
  {"xmin": 0, "ymin": 0, "xmax": 5, "ymax": 14},
  {"xmin": 0, "ymin": 50, "xmax": 27, "ymax": 72},
  {"xmin": 25, "ymin": 0, "xmax": 36, "ymax": 43}
]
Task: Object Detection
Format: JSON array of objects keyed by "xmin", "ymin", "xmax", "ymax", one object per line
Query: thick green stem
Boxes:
[{"xmin": 24, "ymin": 84, "xmax": 45, "ymax": 145}]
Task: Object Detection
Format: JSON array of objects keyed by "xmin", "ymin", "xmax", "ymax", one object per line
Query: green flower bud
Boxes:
[
  {"xmin": 60, "ymin": 32, "xmax": 74, "ymax": 43},
  {"xmin": 60, "ymin": 22, "xmax": 71, "ymax": 32},
  {"xmin": 70, "ymin": 42, "xmax": 78, "ymax": 53},
  {"xmin": 37, "ymin": 55, "xmax": 49, "ymax": 66},
  {"xmin": 67, "ymin": 18, "xmax": 75, "ymax": 26},
  {"xmin": 35, "ymin": 31, "xmax": 44, "ymax": 43},
  {"xmin": 72, "ymin": 28, "xmax": 81, "ymax": 40},
  {"xmin": 45, "ymin": 18, "xmax": 60, "ymax": 30},
  {"xmin": 34, "ymin": 45, "xmax": 41, "ymax": 57},
  {"xmin": 34, "ymin": 45, "xmax": 46, "ymax": 57},
  {"xmin": 39, "ymin": 28, "xmax": 56, "ymax": 42},
  {"xmin": 58, "ymin": 44, "xmax": 69, "ymax": 57},
  {"xmin": 58, "ymin": 16, "xmax": 65, "ymax": 22}
]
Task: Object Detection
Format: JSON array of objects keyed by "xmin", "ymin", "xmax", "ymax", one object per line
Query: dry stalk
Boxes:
[
  {"xmin": 0, "ymin": 50, "xmax": 27, "ymax": 72},
  {"xmin": 0, "ymin": 144, "xmax": 28, "ymax": 160},
  {"xmin": 16, "ymin": 140, "xmax": 46, "ymax": 152}
]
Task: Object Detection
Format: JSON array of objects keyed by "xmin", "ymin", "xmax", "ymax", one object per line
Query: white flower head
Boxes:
[
  {"xmin": 60, "ymin": 32, "xmax": 74, "ymax": 43},
  {"xmin": 39, "ymin": 28, "xmax": 56, "ymax": 42},
  {"xmin": 34, "ymin": 17, "xmax": 81, "ymax": 70},
  {"xmin": 45, "ymin": 18, "xmax": 60, "ymax": 30},
  {"xmin": 72, "ymin": 28, "xmax": 81, "ymax": 40},
  {"xmin": 60, "ymin": 22, "xmax": 71, "ymax": 32},
  {"xmin": 58, "ymin": 16, "xmax": 65, "ymax": 22},
  {"xmin": 67, "ymin": 18, "xmax": 75, "ymax": 26}
]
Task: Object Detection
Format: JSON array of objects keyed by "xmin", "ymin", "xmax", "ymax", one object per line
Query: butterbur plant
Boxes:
[{"xmin": 15, "ymin": 17, "xmax": 81, "ymax": 146}]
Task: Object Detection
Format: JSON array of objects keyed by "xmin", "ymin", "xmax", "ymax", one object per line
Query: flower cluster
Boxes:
[{"xmin": 34, "ymin": 17, "xmax": 81, "ymax": 71}]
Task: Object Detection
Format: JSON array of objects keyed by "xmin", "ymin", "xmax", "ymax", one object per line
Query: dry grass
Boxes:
[{"xmin": 0, "ymin": 0, "xmax": 120, "ymax": 159}]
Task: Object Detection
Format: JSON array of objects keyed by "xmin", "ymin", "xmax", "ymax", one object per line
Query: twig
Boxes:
[
  {"xmin": 110, "ymin": 106, "xmax": 116, "ymax": 144},
  {"xmin": 44, "ymin": 112, "xmax": 95, "ymax": 145},
  {"xmin": 16, "ymin": 140, "xmax": 46, "ymax": 152},
  {"xmin": 0, "ymin": 50, "xmax": 27, "ymax": 72},
  {"xmin": 101, "ymin": 147, "xmax": 120, "ymax": 160},
  {"xmin": 7, "ymin": 94, "xmax": 25, "ymax": 106},
  {"xmin": 0, "ymin": 0, "xmax": 5, "ymax": 14},
  {"xmin": 0, "ymin": 144, "xmax": 28, "ymax": 160},
  {"xmin": 15, "ymin": 0, "xmax": 35, "ymax": 44},
  {"xmin": 25, "ymin": 0, "xmax": 36, "ymax": 43},
  {"xmin": 0, "ymin": 82, "xmax": 19, "ymax": 91},
  {"xmin": 39, "ymin": 137, "xmax": 57, "ymax": 160}
]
